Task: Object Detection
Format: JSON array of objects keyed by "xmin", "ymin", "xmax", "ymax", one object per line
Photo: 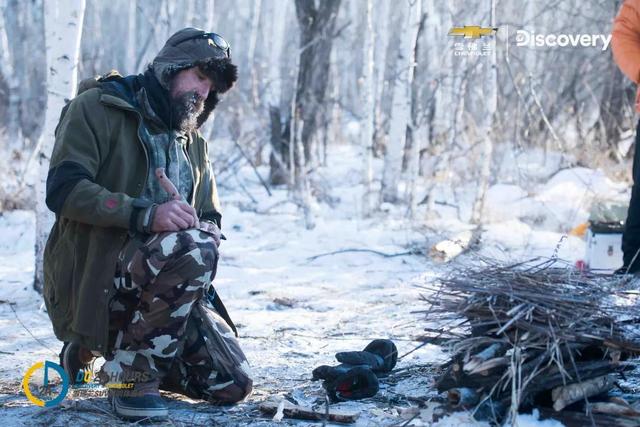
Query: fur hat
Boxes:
[{"xmin": 151, "ymin": 27, "xmax": 238, "ymax": 94}]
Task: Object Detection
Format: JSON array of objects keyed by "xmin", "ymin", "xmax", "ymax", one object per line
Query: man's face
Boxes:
[{"xmin": 168, "ymin": 67, "xmax": 214, "ymax": 132}]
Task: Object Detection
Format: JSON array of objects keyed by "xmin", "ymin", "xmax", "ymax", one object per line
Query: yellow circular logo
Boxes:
[{"xmin": 22, "ymin": 361, "xmax": 69, "ymax": 407}]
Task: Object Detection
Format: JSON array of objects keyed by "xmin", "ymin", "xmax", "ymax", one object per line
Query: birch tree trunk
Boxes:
[
  {"xmin": 185, "ymin": 0, "xmax": 196, "ymax": 28},
  {"xmin": 91, "ymin": 0, "xmax": 102, "ymax": 75},
  {"xmin": 294, "ymin": 0, "xmax": 342, "ymax": 166},
  {"xmin": 407, "ymin": 0, "xmax": 427, "ymax": 217},
  {"xmin": 34, "ymin": 0, "xmax": 86, "ymax": 292},
  {"xmin": 470, "ymin": 0, "xmax": 497, "ymax": 224},
  {"xmin": 0, "ymin": 2, "xmax": 21, "ymax": 142},
  {"xmin": 326, "ymin": 52, "xmax": 340, "ymax": 164},
  {"xmin": 360, "ymin": 0, "xmax": 375, "ymax": 215},
  {"xmin": 206, "ymin": 0, "xmax": 215, "ymax": 30},
  {"xmin": 373, "ymin": 0, "xmax": 396, "ymax": 153},
  {"xmin": 247, "ymin": 0, "xmax": 262, "ymax": 106},
  {"xmin": 380, "ymin": 0, "xmax": 421, "ymax": 203},
  {"xmin": 267, "ymin": 1, "xmax": 289, "ymax": 106},
  {"xmin": 126, "ymin": 0, "xmax": 137, "ymax": 74},
  {"xmin": 420, "ymin": 0, "xmax": 445, "ymax": 218},
  {"xmin": 18, "ymin": 0, "xmax": 47, "ymax": 144},
  {"xmin": 159, "ymin": 0, "xmax": 177, "ymax": 43},
  {"xmin": 267, "ymin": 0, "xmax": 291, "ymax": 185}
]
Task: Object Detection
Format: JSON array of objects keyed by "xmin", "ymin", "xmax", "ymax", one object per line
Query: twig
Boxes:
[
  {"xmin": 232, "ymin": 139, "xmax": 272, "ymax": 197},
  {"xmin": 10, "ymin": 304, "xmax": 58, "ymax": 357},
  {"xmin": 306, "ymin": 248, "xmax": 421, "ymax": 262}
]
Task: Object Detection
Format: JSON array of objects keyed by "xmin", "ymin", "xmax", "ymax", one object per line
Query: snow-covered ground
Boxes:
[{"xmin": 0, "ymin": 143, "xmax": 631, "ymax": 425}]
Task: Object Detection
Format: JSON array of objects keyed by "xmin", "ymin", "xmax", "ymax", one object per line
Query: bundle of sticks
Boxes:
[{"xmin": 420, "ymin": 259, "xmax": 640, "ymax": 423}]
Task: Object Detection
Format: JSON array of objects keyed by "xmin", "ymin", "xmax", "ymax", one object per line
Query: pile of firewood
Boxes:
[{"xmin": 419, "ymin": 259, "xmax": 640, "ymax": 424}]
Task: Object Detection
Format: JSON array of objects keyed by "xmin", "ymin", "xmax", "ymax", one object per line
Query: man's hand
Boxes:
[
  {"xmin": 151, "ymin": 200, "xmax": 199, "ymax": 232},
  {"xmin": 197, "ymin": 220, "xmax": 221, "ymax": 247}
]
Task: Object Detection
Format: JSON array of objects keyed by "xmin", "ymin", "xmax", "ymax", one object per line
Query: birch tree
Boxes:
[
  {"xmin": 470, "ymin": 0, "xmax": 498, "ymax": 225},
  {"xmin": 269, "ymin": 0, "xmax": 341, "ymax": 187},
  {"xmin": 125, "ymin": 0, "xmax": 137, "ymax": 74},
  {"xmin": 360, "ymin": 0, "xmax": 375, "ymax": 215},
  {"xmin": 0, "ymin": 0, "xmax": 26, "ymax": 209},
  {"xmin": 0, "ymin": 2, "xmax": 20, "ymax": 142},
  {"xmin": 381, "ymin": 0, "xmax": 421, "ymax": 203},
  {"xmin": 267, "ymin": 1, "xmax": 292, "ymax": 185},
  {"xmin": 374, "ymin": 1, "xmax": 398, "ymax": 154},
  {"xmin": 294, "ymin": 0, "xmax": 342, "ymax": 165},
  {"xmin": 185, "ymin": 0, "xmax": 196, "ymax": 28},
  {"xmin": 206, "ymin": 0, "xmax": 215, "ymax": 30},
  {"xmin": 246, "ymin": 0, "xmax": 261, "ymax": 106},
  {"xmin": 34, "ymin": 0, "xmax": 86, "ymax": 292},
  {"xmin": 407, "ymin": 0, "xmax": 428, "ymax": 217}
]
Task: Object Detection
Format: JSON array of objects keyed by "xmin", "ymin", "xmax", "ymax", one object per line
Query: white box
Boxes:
[{"xmin": 585, "ymin": 228, "xmax": 623, "ymax": 273}]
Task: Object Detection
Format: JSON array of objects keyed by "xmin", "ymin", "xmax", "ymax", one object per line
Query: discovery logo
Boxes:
[{"xmin": 514, "ymin": 29, "xmax": 611, "ymax": 51}]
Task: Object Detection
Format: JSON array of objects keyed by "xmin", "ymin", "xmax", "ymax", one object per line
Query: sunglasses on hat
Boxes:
[{"xmin": 171, "ymin": 31, "xmax": 230, "ymax": 58}]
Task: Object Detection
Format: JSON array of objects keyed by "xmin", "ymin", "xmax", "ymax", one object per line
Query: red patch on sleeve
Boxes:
[{"xmin": 104, "ymin": 198, "xmax": 118, "ymax": 209}]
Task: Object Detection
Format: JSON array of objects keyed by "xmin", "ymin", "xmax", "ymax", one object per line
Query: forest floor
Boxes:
[{"xmin": 0, "ymin": 143, "xmax": 629, "ymax": 426}]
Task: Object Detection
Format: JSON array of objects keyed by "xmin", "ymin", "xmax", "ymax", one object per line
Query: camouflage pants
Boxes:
[{"xmin": 100, "ymin": 229, "xmax": 252, "ymax": 403}]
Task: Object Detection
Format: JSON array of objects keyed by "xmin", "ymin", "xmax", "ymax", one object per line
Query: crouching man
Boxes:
[{"xmin": 43, "ymin": 27, "xmax": 252, "ymax": 419}]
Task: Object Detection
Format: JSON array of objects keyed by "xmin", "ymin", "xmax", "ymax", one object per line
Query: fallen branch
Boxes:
[
  {"xmin": 307, "ymin": 248, "xmax": 421, "ymax": 262},
  {"xmin": 463, "ymin": 343, "xmax": 507, "ymax": 374},
  {"xmin": 591, "ymin": 399, "xmax": 640, "ymax": 418},
  {"xmin": 552, "ymin": 375, "xmax": 616, "ymax": 412},
  {"xmin": 259, "ymin": 399, "xmax": 359, "ymax": 424}
]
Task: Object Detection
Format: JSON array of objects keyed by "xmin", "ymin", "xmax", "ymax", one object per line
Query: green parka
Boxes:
[{"xmin": 43, "ymin": 81, "xmax": 222, "ymax": 353}]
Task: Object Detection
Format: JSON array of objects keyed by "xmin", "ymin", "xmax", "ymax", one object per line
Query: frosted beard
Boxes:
[{"xmin": 169, "ymin": 90, "xmax": 205, "ymax": 132}]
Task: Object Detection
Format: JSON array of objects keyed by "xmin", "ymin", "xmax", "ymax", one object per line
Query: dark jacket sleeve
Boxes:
[{"xmin": 46, "ymin": 89, "xmax": 151, "ymax": 229}]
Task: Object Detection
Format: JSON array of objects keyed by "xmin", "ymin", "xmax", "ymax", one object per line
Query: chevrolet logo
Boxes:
[{"xmin": 448, "ymin": 26, "xmax": 498, "ymax": 39}]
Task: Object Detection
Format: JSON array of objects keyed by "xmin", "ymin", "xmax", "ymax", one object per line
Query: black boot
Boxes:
[
  {"xmin": 110, "ymin": 379, "xmax": 168, "ymax": 420},
  {"xmin": 59, "ymin": 341, "xmax": 95, "ymax": 385},
  {"xmin": 111, "ymin": 394, "xmax": 169, "ymax": 420}
]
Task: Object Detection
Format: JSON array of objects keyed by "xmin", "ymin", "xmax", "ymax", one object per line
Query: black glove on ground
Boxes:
[
  {"xmin": 334, "ymin": 339, "xmax": 398, "ymax": 373},
  {"xmin": 312, "ymin": 364, "xmax": 379, "ymax": 402},
  {"xmin": 311, "ymin": 339, "xmax": 397, "ymax": 402}
]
